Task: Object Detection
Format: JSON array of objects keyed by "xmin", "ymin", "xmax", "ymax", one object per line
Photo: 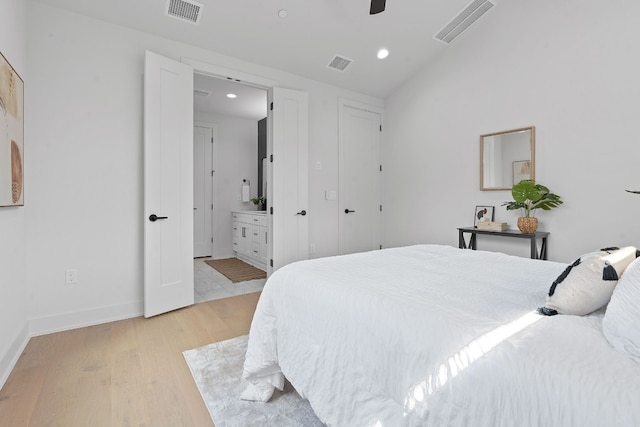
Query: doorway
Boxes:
[
  {"xmin": 192, "ymin": 73, "xmax": 268, "ymax": 258},
  {"xmin": 144, "ymin": 53, "xmax": 310, "ymax": 316},
  {"xmin": 192, "ymin": 73, "xmax": 269, "ymax": 301}
]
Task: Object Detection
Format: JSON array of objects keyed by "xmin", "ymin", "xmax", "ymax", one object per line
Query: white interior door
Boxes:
[
  {"xmin": 271, "ymin": 87, "xmax": 309, "ymax": 271},
  {"xmin": 193, "ymin": 125, "xmax": 214, "ymax": 257},
  {"xmin": 339, "ymin": 102, "xmax": 382, "ymax": 255},
  {"xmin": 143, "ymin": 51, "xmax": 194, "ymax": 318}
]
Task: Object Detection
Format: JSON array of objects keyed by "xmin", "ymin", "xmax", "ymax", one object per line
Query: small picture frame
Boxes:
[
  {"xmin": 474, "ymin": 205, "xmax": 495, "ymax": 227},
  {"xmin": 513, "ymin": 160, "xmax": 531, "ymax": 185}
]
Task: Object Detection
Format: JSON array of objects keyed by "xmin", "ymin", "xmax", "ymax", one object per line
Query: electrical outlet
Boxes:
[{"xmin": 65, "ymin": 269, "xmax": 78, "ymax": 285}]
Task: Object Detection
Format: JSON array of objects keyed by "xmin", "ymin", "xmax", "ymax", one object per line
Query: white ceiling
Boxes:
[{"xmin": 35, "ymin": 0, "xmax": 493, "ymax": 100}]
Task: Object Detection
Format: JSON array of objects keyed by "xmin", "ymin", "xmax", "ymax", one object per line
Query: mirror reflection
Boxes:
[{"xmin": 480, "ymin": 126, "xmax": 535, "ymax": 190}]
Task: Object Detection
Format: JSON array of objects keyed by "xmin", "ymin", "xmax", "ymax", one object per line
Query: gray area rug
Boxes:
[{"xmin": 183, "ymin": 335, "xmax": 324, "ymax": 427}]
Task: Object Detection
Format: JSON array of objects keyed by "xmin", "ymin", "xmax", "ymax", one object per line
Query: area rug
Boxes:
[
  {"xmin": 183, "ymin": 335, "xmax": 324, "ymax": 427},
  {"xmin": 205, "ymin": 258, "xmax": 266, "ymax": 283}
]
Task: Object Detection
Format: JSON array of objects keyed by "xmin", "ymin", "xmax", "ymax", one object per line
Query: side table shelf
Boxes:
[{"xmin": 457, "ymin": 227, "xmax": 549, "ymax": 260}]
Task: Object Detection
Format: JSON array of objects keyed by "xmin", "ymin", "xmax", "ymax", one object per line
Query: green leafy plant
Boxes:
[
  {"xmin": 250, "ymin": 197, "xmax": 266, "ymax": 206},
  {"xmin": 502, "ymin": 179, "xmax": 563, "ymax": 218}
]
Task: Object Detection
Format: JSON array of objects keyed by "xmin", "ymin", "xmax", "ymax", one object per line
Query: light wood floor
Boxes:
[{"xmin": 0, "ymin": 292, "xmax": 261, "ymax": 427}]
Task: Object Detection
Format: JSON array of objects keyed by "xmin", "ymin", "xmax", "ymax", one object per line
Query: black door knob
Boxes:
[
  {"xmin": 149, "ymin": 214, "xmax": 168, "ymax": 222},
  {"xmin": 345, "ymin": 209, "xmax": 355, "ymax": 214},
  {"xmin": 296, "ymin": 210, "xmax": 307, "ymax": 216}
]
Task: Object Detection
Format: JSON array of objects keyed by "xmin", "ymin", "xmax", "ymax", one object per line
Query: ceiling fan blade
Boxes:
[{"xmin": 370, "ymin": 0, "xmax": 386, "ymax": 14}]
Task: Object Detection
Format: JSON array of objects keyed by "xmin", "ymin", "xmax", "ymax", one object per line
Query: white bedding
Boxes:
[{"xmin": 242, "ymin": 244, "xmax": 640, "ymax": 426}]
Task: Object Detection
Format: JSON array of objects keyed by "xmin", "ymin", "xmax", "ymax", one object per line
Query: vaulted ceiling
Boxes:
[{"xmin": 35, "ymin": 0, "xmax": 495, "ymax": 99}]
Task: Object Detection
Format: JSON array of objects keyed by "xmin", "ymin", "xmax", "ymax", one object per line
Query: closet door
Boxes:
[{"xmin": 339, "ymin": 101, "xmax": 382, "ymax": 255}]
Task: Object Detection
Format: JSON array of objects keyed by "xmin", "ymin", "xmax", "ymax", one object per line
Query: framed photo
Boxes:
[
  {"xmin": 0, "ymin": 51, "xmax": 24, "ymax": 206},
  {"xmin": 513, "ymin": 160, "xmax": 531, "ymax": 185},
  {"xmin": 474, "ymin": 205, "xmax": 495, "ymax": 227}
]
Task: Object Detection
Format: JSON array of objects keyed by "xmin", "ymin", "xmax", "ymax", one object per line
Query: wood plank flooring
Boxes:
[{"xmin": 0, "ymin": 292, "xmax": 261, "ymax": 427}]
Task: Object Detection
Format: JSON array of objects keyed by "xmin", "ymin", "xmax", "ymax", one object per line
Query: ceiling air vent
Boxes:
[
  {"xmin": 327, "ymin": 55, "xmax": 353, "ymax": 72},
  {"xmin": 434, "ymin": 0, "xmax": 495, "ymax": 45},
  {"xmin": 194, "ymin": 89, "xmax": 211, "ymax": 97},
  {"xmin": 166, "ymin": 0, "xmax": 203, "ymax": 25}
]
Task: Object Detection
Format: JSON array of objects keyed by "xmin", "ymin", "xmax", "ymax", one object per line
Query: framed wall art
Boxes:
[
  {"xmin": 474, "ymin": 205, "xmax": 494, "ymax": 227},
  {"xmin": 513, "ymin": 160, "xmax": 531, "ymax": 186},
  {"xmin": 0, "ymin": 51, "xmax": 24, "ymax": 206}
]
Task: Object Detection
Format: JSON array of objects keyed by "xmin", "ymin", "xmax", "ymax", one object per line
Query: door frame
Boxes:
[
  {"xmin": 338, "ymin": 98, "xmax": 384, "ymax": 254},
  {"xmin": 182, "ymin": 58, "xmax": 280, "ymax": 273}
]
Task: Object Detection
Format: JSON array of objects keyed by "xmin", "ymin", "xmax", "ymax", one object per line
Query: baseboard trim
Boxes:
[
  {"xmin": 29, "ymin": 300, "xmax": 143, "ymax": 337},
  {"xmin": 0, "ymin": 322, "xmax": 30, "ymax": 390}
]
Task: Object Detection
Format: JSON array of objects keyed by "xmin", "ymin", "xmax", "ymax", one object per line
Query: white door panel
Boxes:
[
  {"xmin": 193, "ymin": 125, "xmax": 213, "ymax": 257},
  {"xmin": 339, "ymin": 103, "xmax": 382, "ymax": 255},
  {"xmin": 144, "ymin": 51, "xmax": 194, "ymax": 318},
  {"xmin": 271, "ymin": 87, "xmax": 309, "ymax": 271}
]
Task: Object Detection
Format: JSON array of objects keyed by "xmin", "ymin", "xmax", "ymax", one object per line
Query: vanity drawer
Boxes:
[{"xmin": 252, "ymin": 215, "xmax": 267, "ymax": 226}]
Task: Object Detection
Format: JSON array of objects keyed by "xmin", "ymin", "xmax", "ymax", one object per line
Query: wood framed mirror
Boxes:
[{"xmin": 480, "ymin": 126, "xmax": 535, "ymax": 191}]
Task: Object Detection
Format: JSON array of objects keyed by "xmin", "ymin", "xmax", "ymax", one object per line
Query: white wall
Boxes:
[
  {"xmin": 0, "ymin": 0, "xmax": 28, "ymax": 387},
  {"xmin": 383, "ymin": 0, "xmax": 640, "ymax": 262},
  {"xmin": 195, "ymin": 112, "xmax": 259, "ymax": 259},
  {"xmin": 25, "ymin": 1, "xmax": 382, "ymax": 334}
]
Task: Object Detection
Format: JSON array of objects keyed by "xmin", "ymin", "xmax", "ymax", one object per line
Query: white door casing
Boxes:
[
  {"xmin": 193, "ymin": 124, "xmax": 215, "ymax": 257},
  {"xmin": 271, "ymin": 87, "xmax": 309, "ymax": 271},
  {"xmin": 144, "ymin": 51, "xmax": 194, "ymax": 318},
  {"xmin": 339, "ymin": 100, "xmax": 382, "ymax": 255}
]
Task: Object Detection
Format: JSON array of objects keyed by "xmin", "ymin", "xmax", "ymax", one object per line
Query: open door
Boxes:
[
  {"xmin": 143, "ymin": 51, "xmax": 194, "ymax": 317},
  {"xmin": 270, "ymin": 87, "xmax": 309, "ymax": 271}
]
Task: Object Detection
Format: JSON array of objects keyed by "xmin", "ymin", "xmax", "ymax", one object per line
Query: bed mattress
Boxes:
[{"xmin": 242, "ymin": 244, "xmax": 640, "ymax": 426}]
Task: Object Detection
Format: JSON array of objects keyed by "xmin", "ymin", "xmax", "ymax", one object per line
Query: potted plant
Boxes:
[
  {"xmin": 250, "ymin": 196, "xmax": 266, "ymax": 210},
  {"xmin": 502, "ymin": 179, "xmax": 563, "ymax": 233}
]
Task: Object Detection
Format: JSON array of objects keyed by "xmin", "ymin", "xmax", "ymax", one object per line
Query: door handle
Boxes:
[
  {"xmin": 149, "ymin": 214, "xmax": 168, "ymax": 222},
  {"xmin": 344, "ymin": 209, "xmax": 355, "ymax": 214},
  {"xmin": 296, "ymin": 210, "xmax": 307, "ymax": 216}
]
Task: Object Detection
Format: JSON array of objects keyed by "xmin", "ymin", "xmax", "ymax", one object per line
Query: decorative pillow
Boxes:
[
  {"xmin": 603, "ymin": 257, "xmax": 640, "ymax": 361},
  {"xmin": 538, "ymin": 246, "xmax": 639, "ymax": 316}
]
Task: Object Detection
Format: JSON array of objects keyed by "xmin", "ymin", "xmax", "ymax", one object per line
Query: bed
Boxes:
[{"xmin": 241, "ymin": 244, "xmax": 640, "ymax": 426}]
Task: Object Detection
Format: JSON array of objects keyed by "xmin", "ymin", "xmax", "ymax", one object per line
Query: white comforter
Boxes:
[{"xmin": 242, "ymin": 244, "xmax": 640, "ymax": 426}]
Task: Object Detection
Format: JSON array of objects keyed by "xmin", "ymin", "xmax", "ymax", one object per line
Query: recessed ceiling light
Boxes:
[
  {"xmin": 226, "ymin": 93, "xmax": 237, "ymax": 99},
  {"xmin": 278, "ymin": 9, "xmax": 288, "ymax": 18},
  {"xmin": 377, "ymin": 48, "xmax": 389, "ymax": 59}
]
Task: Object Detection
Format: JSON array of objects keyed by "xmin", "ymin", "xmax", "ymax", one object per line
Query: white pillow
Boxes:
[
  {"xmin": 603, "ymin": 257, "xmax": 640, "ymax": 361},
  {"xmin": 538, "ymin": 246, "xmax": 638, "ymax": 316}
]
